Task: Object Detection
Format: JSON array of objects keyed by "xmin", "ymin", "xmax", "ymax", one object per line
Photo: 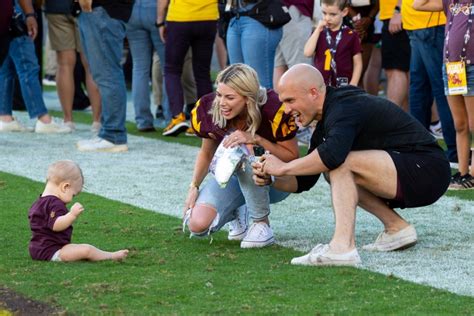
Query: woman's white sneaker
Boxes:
[
  {"xmin": 240, "ymin": 222, "xmax": 274, "ymax": 248},
  {"xmin": 228, "ymin": 206, "xmax": 249, "ymax": 241}
]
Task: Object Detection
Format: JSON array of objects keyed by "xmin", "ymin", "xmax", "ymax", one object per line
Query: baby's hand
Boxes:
[{"xmin": 70, "ymin": 202, "xmax": 84, "ymax": 217}]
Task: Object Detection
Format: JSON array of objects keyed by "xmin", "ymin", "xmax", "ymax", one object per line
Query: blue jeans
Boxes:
[
  {"xmin": 192, "ymin": 158, "xmax": 289, "ymax": 235},
  {"xmin": 407, "ymin": 26, "xmax": 457, "ymax": 161},
  {"xmin": 78, "ymin": 7, "xmax": 128, "ymax": 144},
  {"xmin": 126, "ymin": 0, "xmax": 170, "ymax": 129},
  {"xmin": 0, "ymin": 36, "xmax": 48, "ymax": 119},
  {"xmin": 226, "ymin": 16, "xmax": 282, "ymax": 89}
]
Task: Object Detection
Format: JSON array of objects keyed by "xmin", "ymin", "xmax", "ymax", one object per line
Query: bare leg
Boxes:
[
  {"xmin": 58, "ymin": 243, "xmax": 129, "ymax": 262},
  {"xmin": 80, "ymin": 52, "xmax": 101, "ymax": 123},
  {"xmin": 214, "ymin": 33, "xmax": 227, "ymax": 70},
  {"xmin": 56, "ymin": 50, "xmax": 76, "ymax": 123},
  {"xmin": 357, "ymin": 186, "xmax": 410, "ymax": 233},
  {"xmin": 362, "ymin": 46, "xmax": 382, "ymax": 96},
  {"xmin": 448, "ymin": 95, "xmax": 470, "ymax": 175},
  {"xmin": 188, "ymin": 203, "xmax": 218, "ymax": 233},
  {"xmin": 327, "ymin": 150, "xmax": 398, "ymax": 253},
  {"xmin": 385, "ymin": 69, "xmax": 409, "ymax": 112}
]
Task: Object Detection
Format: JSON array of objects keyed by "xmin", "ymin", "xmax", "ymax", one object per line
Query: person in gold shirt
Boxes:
[
  {"xmin": 379, "ymin": 0, "xmax": 410, "ymax": 111},
  {"xmin": 158, "ymin": 0, "xmax": 218, "ymax": 136}
]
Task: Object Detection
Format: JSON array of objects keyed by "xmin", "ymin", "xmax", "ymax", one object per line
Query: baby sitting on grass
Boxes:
[{"xmin": 28, "ymin": 160, "xmax": 129, "ymax": 262}]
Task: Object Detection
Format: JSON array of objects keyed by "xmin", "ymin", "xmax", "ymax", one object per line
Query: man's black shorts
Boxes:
[
  {"xmin": 381, "ymin": 20, "xmax": 411, "ymax": 72},
  {"xmin": 385, "ymin": 145, "xmax": 451, "ymax": 209}
]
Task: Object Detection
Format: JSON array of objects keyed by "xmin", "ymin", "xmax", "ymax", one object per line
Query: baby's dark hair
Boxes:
[{"xmin": 322, "ymin": 0, "xmax": 349, "ymax": 10}]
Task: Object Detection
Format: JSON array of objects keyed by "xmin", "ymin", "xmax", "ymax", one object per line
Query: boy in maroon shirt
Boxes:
[
  {"xmin": 28, "ymin": 160, "xmax": 129, "ymax": 262},
  {"xmin": 303, "ymin": 0, "xmax": 362, "ymax": 87}
]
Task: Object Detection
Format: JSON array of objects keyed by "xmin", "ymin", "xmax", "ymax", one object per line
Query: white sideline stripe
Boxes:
[{"xmin": 0, "ymin": 112, "xmax": 473, "ymax": 298}]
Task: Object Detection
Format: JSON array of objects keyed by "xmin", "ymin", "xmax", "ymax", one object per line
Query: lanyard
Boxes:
[
  {"xmin": 445, "ymin": 1, "xmax": 474, "ymax": 61},
  {"xmin": 325, "ymin": 25, "xmax": 345, "ymax": 79}
]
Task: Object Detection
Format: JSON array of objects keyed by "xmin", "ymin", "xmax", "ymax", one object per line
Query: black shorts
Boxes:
[
  {"xmin": 385, "ymin": 145, "xmax": 451, "ymax": 209},
  {"xmin": 381, "ymin": 20, "xmax": 411, "ymax": 71}
]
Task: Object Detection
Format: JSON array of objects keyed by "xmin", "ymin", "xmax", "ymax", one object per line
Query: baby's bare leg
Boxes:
[{"xmin": 58, "ymin": 244, "xmax": 129, "ymax": 262}]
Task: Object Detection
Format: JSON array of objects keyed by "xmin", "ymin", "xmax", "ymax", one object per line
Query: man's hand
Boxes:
[
  {"xmin": 260, "ymin": 153, "xmax": 286, "ymax": 176},
  {"xmin": 389, "ymin": 13, "xmax": 402, "ymax": 34},
  {"xmin": 70, "ymin": 202, "xmax": 84, "ymax": 217},
  {"xmin": 79, "ymin": 0, "xmax": 92, "ymax": 12},
  {"xmin": 252, "ymin": 161, "xmax": 272, "ymax": 186},
  {"xmin": 25, "ymin": 16, "xmax": 38, "ymax": 40}
]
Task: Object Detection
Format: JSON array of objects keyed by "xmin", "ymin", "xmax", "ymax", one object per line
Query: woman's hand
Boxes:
[
  {"xmin": 222, "ymin": 130, "xmax": 256, "ymax": 148},
  {"xmin": 183, "ymin": 186, "xmax": 199, "ymax": 219}
]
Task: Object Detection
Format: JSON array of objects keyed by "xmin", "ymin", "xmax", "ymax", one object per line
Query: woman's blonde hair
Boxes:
[{"xmin": 210, "ymin": 63, "xmax": 268, "ymax": 136}]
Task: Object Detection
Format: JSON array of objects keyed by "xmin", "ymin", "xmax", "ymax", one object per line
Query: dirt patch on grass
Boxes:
[{"xmin": 0, "ymin": 287, "xmax": 64, "ymax": 315}]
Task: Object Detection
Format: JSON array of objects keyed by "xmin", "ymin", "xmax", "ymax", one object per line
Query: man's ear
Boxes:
[{"xmin": 309, "ymin": 87, "xmax": 319, "ymax": 98}]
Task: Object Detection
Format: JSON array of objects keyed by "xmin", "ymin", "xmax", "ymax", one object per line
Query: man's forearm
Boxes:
[
  {"xmin": 18, "ymin": 0, "xmax": 34, "ymax": 14},
  {"xmin": 281, "ymin": 149, "xmax": 328, "ymax": 177}
]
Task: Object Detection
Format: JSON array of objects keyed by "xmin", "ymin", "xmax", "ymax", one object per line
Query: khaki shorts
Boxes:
[
  {"xmin": 46, "ymin": 13, "xmax": 82, "ymax": 52},
  {"xmin": 274, "ymin": 5, "xmax": 313, "ymax": 68}
]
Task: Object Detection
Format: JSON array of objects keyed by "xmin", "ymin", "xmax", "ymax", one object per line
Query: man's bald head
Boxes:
[{"xmin": 279, "ymin": 64, "xmax": 326, "ymax": 94}]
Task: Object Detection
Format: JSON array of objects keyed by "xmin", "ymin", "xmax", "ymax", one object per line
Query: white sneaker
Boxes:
[
  {"xmin": 0, "ymin": 118, "xmax": 30, "ymax": 132},
  {"xmin": 429, "ymin": 121, "xmax": 443, "ymax": 140},
  {"xmin": 363, "ymin": 225, "xmax": 417, "ymax": 252},
  {"xmin": 228, "ymin": 206, "xmax": 248, "ymax": 241},
  {"xmin": 35, "ymin": 119, "xmax": 72, "ymax": 134},
  {"xmin": 64, "ymin": 121, "xmax": 76, "ymax": 131},
  {"xmin": 291, "ymin": 244, "xmax": 361, "ymax": 266},
  {"xmin": 240, "ymin": 222, "xmax": 274, "ymax": 248},
  {"xmin": 76, "ymin": 137, "xmax": 128, "ymax": 152},
  {"xmin": 91, "ymin": 121, "xmax": 101, "ymax": 134}
]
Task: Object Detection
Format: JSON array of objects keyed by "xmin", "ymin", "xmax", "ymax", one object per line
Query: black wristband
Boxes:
[
  {"xmin": 24, "ymin": 12, "xmax": 37, "ymax": 19},
  {"xmin": 394, "ymin": 6, "xmax": 401, "ymax": 13},
  {"xmin": 155, "ymin": 21, "xmax": 165, "ymax": 28}
]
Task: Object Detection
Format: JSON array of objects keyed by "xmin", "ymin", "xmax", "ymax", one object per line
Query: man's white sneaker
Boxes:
[
  {"xmin": 76, "ymin": 137, "xmax": 128, "ymax": 152},
  {"xmin": 290, "ymin": 244, "xmax": 361, "ymax": 266},
  {"xmin": 362, "ymin": 225, "xmax": 417, "ymax": 252},
  {"xmin": 228, "ymin": 206, "xmax": 248, "ymax": 241},
  {"xmin": 240, "ymin": 222, "xmax": 274, "ymax": 248},
  {"xmin": 0, "ymin": 118, "xmax": 30, "ymax": 132},
  {"xmin": 35, "ymin": 119, "xmax": 72, "ymax": 134}
]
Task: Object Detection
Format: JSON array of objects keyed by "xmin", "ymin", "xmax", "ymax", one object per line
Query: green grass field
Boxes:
[{"xmin": 1, "ymin": 171, "xmax": 473, "ymax": 315}]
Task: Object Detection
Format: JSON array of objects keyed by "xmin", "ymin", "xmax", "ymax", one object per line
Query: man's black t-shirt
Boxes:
[{"xmin": 296, "ymin": 85, "xmax": 443, "ymax": 192}]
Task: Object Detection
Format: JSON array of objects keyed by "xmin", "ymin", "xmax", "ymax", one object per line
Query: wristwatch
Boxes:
[
  {"xmin": 24, "ymin": 12, "xmax": 37, "ymax": 19},
  {"xmin": 155, "ymin": 21, "xmax": 165, "ymax": 28},
  {"xmin": 394, "ymin": 6, "xmax": 401, "ymax": 13}
]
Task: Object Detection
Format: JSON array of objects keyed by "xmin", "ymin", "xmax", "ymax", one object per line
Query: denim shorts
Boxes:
[{"xmin": 442, "ymin": 63, "xmax": 474, "ymax": 96}]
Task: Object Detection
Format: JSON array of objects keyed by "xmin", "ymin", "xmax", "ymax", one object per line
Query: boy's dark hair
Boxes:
[{"xmin": 321, "ymin": 0, "xmax": 349, "ymax": 10}]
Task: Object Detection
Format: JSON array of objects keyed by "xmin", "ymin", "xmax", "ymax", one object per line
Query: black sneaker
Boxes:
[
  {"xmin": 459, "ymin": 174, "xmax": 474, "ymax": 189},
  {"xmin": 156, "ymin": 104, "xmax": 164, "ymax": 119}
]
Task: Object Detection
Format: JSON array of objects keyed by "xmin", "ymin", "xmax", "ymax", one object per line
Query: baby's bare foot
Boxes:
[{"xmin": 111, "ymin": 249, "xmax": 129, "ymax": 261}]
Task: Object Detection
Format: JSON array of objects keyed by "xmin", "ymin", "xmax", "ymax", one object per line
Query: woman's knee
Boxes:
[{"xmin": 187, "ymin": 204, "xmax": 218, "ymax": 233}]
